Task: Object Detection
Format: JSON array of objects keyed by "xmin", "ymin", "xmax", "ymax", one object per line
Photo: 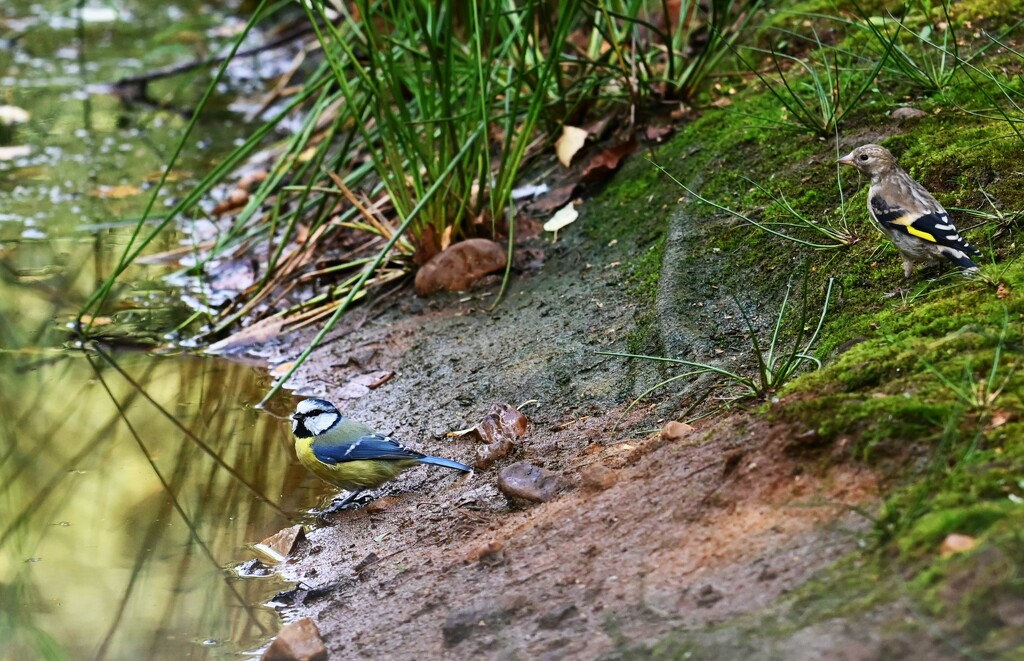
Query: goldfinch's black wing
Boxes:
[
  {"xmin": 311, "ymin": 434, "xmax": 425, "ymax": 464},
  {"xmin": 869, "ymin": 193, "xmax": 981, "ymax": 268}
]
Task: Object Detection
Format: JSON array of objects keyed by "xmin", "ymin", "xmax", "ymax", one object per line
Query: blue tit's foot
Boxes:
[{"xmin": 316, "ymin": 490, "xmax": 373, "ymax": 522}]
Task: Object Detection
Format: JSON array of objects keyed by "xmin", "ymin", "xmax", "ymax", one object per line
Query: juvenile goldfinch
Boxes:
[
  {"xmin": 291, "ymin": 398, "xmax": 471, "ymax": 509},
  {"xmin": 838, "ymin": 144, "xmax": 981, "ymax": 277}
]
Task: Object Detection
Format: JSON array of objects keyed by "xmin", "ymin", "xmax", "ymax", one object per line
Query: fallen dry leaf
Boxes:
[
  {"xmin": 0, "ymin": 105, "xmax": 30, "ymax": 125},
  {"xmin": 0, "ymin": 145, "xmax": 31, "ymax": 161},
  {"xmin": 581, "ymin": 139, "xmax": 637, "ymax": 183},
  {"xmin": 555, "ymin": 125, "xmax": 588, "ymax": 167},
  {"xmin": 939, "ymin": 533, "xmax": 978, "ymax": 556},
  {"xmin": 90, "ymin": 184, "xmax": 143, "ymax": 199},
  {"xmin": 543, "ymin": 202, "xmax": 578, "ymax": 237},
  {"xmin": 213, "ymin": 188, "xmax": 250, "ymax": 216},
  {"xmin": 997, "ymin": 282, "xmax": 1010, "ymax": 299}
]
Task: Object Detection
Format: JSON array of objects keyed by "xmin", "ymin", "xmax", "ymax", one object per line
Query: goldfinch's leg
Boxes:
[{"xmin": 902, "ymin": 257, "xmax": 915, "ymax": 279}]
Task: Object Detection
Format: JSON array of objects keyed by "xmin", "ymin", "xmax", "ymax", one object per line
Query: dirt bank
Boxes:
[{"xmin": 260, "ymin": 172, "xmax": 882, "ymax": 658}]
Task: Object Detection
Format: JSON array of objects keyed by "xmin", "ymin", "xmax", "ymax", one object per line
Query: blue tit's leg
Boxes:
[{"xmin": 333, "ymin": 489, "xmax": 366, "ymax": 509}]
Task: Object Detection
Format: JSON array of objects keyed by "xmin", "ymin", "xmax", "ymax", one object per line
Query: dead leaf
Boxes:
[
  {"xmin": 237, "ymin": 170, "xmax": 268, "ymax": 191},
  {"xmin": 939, "ymin": 533, "xmax": 978, "ymax": 556},
  {"xmin": 988, "ymin": 410, "xmax": 1012, "ymax": 429},
  {"xmin": 997, "ymin": 282, "xmax": 1010, "ymax": 299},
  {"xmin": 90, "ymin": 184, "xmax": 142, "ymax": 199},
  {"xmin": 645, "ymin": 124, "xmax": 674, "ymax": 143},
  {"xmin": 0, "ymin": 105, "xmax": 30, "ymax": 125},
  {"xmin": 0, "ymin": 145, "xmax": 31, "ymax": 160},
  {"xmin": 543, "ymin": 202, "xmax": 578, "ymax": 236},
  {"xmin": 270, "ymin": 362, "xmax": 294, "ymax": 378},
  {"xmin": 527, "ymin": 184, "xmax": 577, "ymax": 215},
  {"xmin": 581, "ymin": 139, "xmax": 637, "ymax": 184},
  {"xmin": 78, "ymin": 315, "xmax": 113, "ymax": 327},
  {"xmin": 555, "ymin": 125, "xmax": 588, "ymax": 167},
  {"xmin": 212, "ymin": 188, "xmax": 250, "ymax": 216}
]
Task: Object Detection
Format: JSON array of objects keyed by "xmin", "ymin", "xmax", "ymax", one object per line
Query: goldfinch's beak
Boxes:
[{"xmin": 837, "ymin": 152, "xmax": 855, "ymax": 166}]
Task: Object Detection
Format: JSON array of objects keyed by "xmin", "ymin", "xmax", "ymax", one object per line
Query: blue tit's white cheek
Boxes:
[{"xmin": 304, "ymin": 412, "xmax": 339, "ymax": 436}]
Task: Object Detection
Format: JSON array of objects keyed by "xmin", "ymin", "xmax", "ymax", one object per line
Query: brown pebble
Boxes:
[
  {"xmin": 498, "ymin": 461, "xmax": 564, "ymax": 503},
  {"xmin": 661, "ymin": 420, "xmax": 694, "ymax": 441},
  {"xmin": 464, "ymin": 539, "xmax": 504, "ymax": 564},
  {"xmin": 414, "ymin": 238, "xmax": 507, "ymax": 296},
  {"xmin": 579, "ymin": 464, "xmax": 618, "ymax": 492},
  {"xmin": 261, "ymin": 618, "xmax": 327, "ymax": 661}
]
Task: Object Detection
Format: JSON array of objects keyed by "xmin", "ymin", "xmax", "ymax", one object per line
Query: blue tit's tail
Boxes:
[{"xmin": 418, "ymin": 456, "xmax": 473, "ymax": 472}]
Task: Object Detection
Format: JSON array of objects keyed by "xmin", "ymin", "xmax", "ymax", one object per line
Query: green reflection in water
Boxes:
[{"xmin": 1, "ymin": 1, "xmax": 322, "ymax": 659}]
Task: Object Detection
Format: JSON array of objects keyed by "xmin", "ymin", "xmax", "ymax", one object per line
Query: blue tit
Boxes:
[{"xmin": 290, "ymin": 398, "xmax": 471, "ymax": 508}]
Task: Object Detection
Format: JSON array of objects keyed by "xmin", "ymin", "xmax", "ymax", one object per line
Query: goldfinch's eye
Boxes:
[{"xmin": 858, "ymin": 154, "xmax": 869, "ymax": 161}]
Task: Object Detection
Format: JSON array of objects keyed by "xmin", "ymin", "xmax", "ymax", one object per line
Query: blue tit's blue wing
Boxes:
[{"xmin": 311, "ymin": 434, "xmax": 425, "ymax": 465}]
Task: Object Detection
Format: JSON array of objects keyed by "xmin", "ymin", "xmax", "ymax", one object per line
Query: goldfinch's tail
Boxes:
[
  {"xmin": 418, "ymin": 456, "xmax": 473, "ymax": 472},
  {"xmin": 939, "ymin": 246, "xmax": 980, "ymax": 271}
]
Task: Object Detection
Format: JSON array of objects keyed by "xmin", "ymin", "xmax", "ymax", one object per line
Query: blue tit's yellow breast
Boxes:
[{"xmin": 294, "ymin": 437, "xmax": 418, "ymax": 491}]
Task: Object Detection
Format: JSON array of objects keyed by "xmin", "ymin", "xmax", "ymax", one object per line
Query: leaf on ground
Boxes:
[
  {"xmin": 213, "ymin": 188, "xmax": 250, "ymax": 216},
  {"xmin": 939, "ymin": 533, "xmax": 978, "ymax": 556},
  {"xmin": 581, "ymin": 139, "xmax": 637, "ymax": 183},
  {"xmin": 527, "ymin": 184, "xmax": 576, "ymax": 215},
  {"xmin": 0, "ymin": 105, "xmax": 30, "ymax": 125},
  {"xmin": 0, "ymin": 145, "xmax": 31, "ymax": 160},
  {"xmin": 543, "ymin": 202, "xmax": 578, "ymax": 234},
  {"xmin": 337, "ymin": 371, "xmax": 395, "ymax": 399},
  {"xmin": 555, "ymin": 125, "xmax": 588, "ymax": 167}
]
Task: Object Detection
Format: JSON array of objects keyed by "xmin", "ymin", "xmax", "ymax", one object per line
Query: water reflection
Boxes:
[
  {"xmin": 1, "ymin": 1, "xmax": 318, "ymax": 658},
  {"xmin": 0, "ymin": 349, "xmax": 311, "ymax": 659}
]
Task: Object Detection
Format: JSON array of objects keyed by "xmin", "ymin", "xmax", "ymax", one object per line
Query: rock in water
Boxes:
[{"xmin": 261, "ymin": 618, "xmax": 327, "ymax": 661}]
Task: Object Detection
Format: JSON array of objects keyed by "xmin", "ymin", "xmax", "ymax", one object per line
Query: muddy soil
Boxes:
[{"xmin": 258, "ymin": 196, "xmax": 887, "ymax": 658}]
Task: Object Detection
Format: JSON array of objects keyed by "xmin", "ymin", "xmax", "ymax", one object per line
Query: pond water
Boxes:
[{"xmin": 0, "ymin": 2, "xmax": 325, "ymax": 658}]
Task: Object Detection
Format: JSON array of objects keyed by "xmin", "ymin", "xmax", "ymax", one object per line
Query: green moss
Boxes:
[{"xmin": 596, "ymin": 4, "xmax": 1024, "ymax": 654}]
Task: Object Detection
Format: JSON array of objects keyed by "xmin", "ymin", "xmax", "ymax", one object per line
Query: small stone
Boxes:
[
  {"xmin": 891, "ymin": 106, "xmax": 927, "ymax": 121},
  {"xmin": 414, "ymin": 238, "xmax": 507, "ymax": 296},
  {"xmin": 261, "ymin": 618, "xmax": 327, "ymax": 661},
  {"xmin": 464, "ymin": 539, "xmax": 504, "ymax": 564},
  {"xmin": 497, "ymin": 461, "xmax": 564, "ymax": 503},
  {"xmin": 253, "ymin": 525, "xmax": 305, "ymax": 563},
  {"xmin": 537, "ymin": 604, "xmax": 578, "ymax": 629},
  {"xmin": 939, "ymin": 533, "xmax": 978, "ymax": 556},
  {"xmin": 695, "ymin": 584, "xmax": 723, "ymax": 608},
  {"xmin": 579, "ymin": 464, "xmax": 618, "ymax": 492},
  {"xmin": 475, "ymin": 439, "xmax": 514, "ymax": 470},
  {"xmin": 661, "ymin": 420, "xmax": 694, "ymax": 441}
]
